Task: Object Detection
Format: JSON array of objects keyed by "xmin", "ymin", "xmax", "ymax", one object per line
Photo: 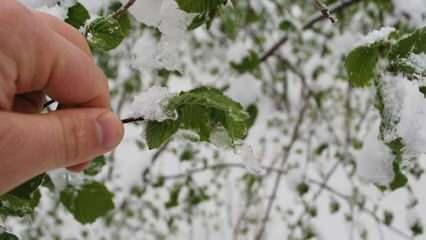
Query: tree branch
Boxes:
[
  {"xmin": 260, "ymin": 0, "xmax": 363, "ymax": 62},
  {"xmin": 111, "ymin": 0, "xmax": 137, "ymax": 19},
  {"xmin": 254, "ymin": 102, "xmax": 309, "ymax": 240}
]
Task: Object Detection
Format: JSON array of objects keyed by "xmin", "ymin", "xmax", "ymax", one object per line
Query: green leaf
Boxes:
[
  {"xmin": 0, "ymin": 175, "xmax": 46, "ymax": 217},
  {"xmin": 230, "ymin": 51, "xmax": 260, "ymax": 74},
  {"xmin": 0, "ymin": 232, "xmax": 19, "ymax": 240},
  {"xmin": 176, "ymin": 0, "xmax": 224, "ymax": 13},
  {"xmin": 187, "ymin": 187, "xmax": 209, "ymax": 206},
  {"xmin": 279, "ymin": 19, "xmax": 297, "ymax": 32},
  {"xmin": 84, "ymin": 156, "xmax": 107, "ymax": 176},
  {"xmin": 169, "ymin": 87, "xmax": 250, "ymax": 141},
  {"xmin": 146, "ymin": 120, "xmax": 179, "ymax": 149},
  {"xmin": 389, "ymin": 159, "xmax": 408, "ymax": 190},
  {"xmin": 246, "ymin": 104, "xmax": 258, "ymax": 128},
  {"xmin": 65, "ymin": 2, "xmax": 90, "ymax": 29},
  {"xmin": 389, "ymin": 27, "xmax": 426, "ymax": 59},
  {"xmin": 165, "ymin": 184, "xmax": 182, "ymax": 209},
  {"xmin": 345, "ymin": 45, "xmax": 379, "ymax": 87},
  {"xmin": 86, "ymin": 17, "xmax": 125, "ymax": 51},
  {"xmin": 145, "ymin": 87, "xmax": 249, "ymax": 149},
  {"xmin": 187, "ymin": 14, "xmax": 207, "ymax": 31},
  {"xmin": 108, "ymin": 2, "xmax": 131, "ymax": 36},
  {"xmin": 60, "ymin": 181, "xmax": 114, "ymax": 224}
]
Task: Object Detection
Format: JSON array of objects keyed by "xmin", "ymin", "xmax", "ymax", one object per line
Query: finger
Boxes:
[
  {"xmin": 33, "ymin": 12, "xmax": 91, "ymax": 55},
  {"xmin": 67, "ymin": 161, "xmax": 90, "ymax": 172},
  {"xmin": 0, "ymin": 2, "xmax": 110, "ymax": 109},
  {"xmin": 12, "ymin": 91, "xmax": 45, "ymax": 113},
  {"xmin": 0, "ymin": 109, "xmax": 123, "ymax": 194}
]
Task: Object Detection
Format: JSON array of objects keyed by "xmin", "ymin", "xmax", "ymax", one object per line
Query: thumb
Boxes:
[{"xmin": 0, "ymin": 109, "xmax": 123, "ymax": 193}]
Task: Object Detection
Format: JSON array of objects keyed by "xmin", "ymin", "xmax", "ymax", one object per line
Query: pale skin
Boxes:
[{"xmin": 0, "ymin": 1, "xmax": 124, "ymax": 194}]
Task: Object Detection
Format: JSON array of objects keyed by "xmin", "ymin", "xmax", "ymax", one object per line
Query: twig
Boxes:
[
  {"xmin": 254, "ymin": 102, "xmax": 309, "ymax": 240},
  {"xmin": 111, "ymin": 0, "xmax": 137, "ymax": 19},
  {"xmin": 121, "ymin": 117, "xmax": 145, "ymax": 124},
  {"xmin": 314, "ymin": 0, "xmax": 337, "ymax": 23},
  {"xmin": 260, "ymin": 0, "xmax": 363, "ymax": 62}
]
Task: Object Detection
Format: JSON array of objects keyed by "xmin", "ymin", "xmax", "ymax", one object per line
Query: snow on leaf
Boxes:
[
  {"xmin": 356, "ymin": 124, "xmax": 395, "ymax": 186},
  {"xmin": 130, "ymin": 86, "xmax": 176, "ymax": 121},
  {"xmin": 356, "ymin": 27, "xmax": 395, "ymax": 47}
]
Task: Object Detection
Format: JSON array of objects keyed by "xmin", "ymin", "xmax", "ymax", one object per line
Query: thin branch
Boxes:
[
  {"xmin": 306, "ymin": 178, "xmax": 412, "ymax": 239},
  {"xmin": 254, "ymin": 102, "xmax": 309, "ymax": 240},
  {"xmin": 111, "ymin": 0, "xmax": 137, "ymax": 19},
  {"xmin": 260, "ymin": 0, "xmax": 363, "ymax": 62},
  {"xmin": 121, "ymin": 117, "xmax": 145, "ymax": 124},
  {"xmin": 314, "ymin": 0, "xmax": 337, "ymax": 23}
]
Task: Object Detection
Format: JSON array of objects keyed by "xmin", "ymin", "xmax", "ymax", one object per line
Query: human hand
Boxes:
[{"xmin": 0, "ymin": 1, "xmax": 124, "ymax": 194}]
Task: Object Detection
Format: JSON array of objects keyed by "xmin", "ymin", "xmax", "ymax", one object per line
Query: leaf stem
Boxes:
[
  {"xmin": 111, "ymin": 0, "xmax": 137, "ymax": 19},
  {"xmin": 121, "ymin": 117, "xmax": 145, "ymax": 124}
]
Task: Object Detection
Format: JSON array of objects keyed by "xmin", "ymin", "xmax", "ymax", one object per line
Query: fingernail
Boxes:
[{"xmin": 96, "ymin": 112, "xmax": 123, "ymax": 149}]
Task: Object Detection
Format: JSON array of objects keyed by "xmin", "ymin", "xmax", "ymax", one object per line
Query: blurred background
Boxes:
[{"xmin": 5, "ymin": 0, "xmax": 426, "ymax": 239}]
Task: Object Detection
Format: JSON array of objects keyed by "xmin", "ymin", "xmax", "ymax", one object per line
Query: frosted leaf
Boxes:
[
  {"xmin": 235, "ymin": 144, "xmax": 266, "ymax": 176},
  {"xmin": 356, "ymin": 125, "xmax": 394, "ymax": 185},
  {"xmin": 400, "ymin": 53, "xmax": 426, "ymax": 74},
  {"xmin": 226, "ymin": 74, "xmax": 261, "ymax": 107},
  {"xmin": 175, "ymin": 129, "xmax": 200, "ymax": 142},
  {"xmin": 356, "ymin": 27, "xmax": 395, "ymax": 47},
  {"xmin": 129, "ymin": 86, "xmax": 176, "ymax": 121},
  {"xmin": 390, "ymin": 76, "xmax": 426, "ymax": 155},
  {"xmin": 121, "ymin": 0, "xmax": 163, "ymax": 27}
]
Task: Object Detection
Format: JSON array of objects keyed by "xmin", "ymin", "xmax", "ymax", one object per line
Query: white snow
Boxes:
[
  {"xmin": 356, "ymin": 27, "xmax": 395, "ymax": 47},
  {"xmin": 356, "ymin": 123, "xmax": 395, "ymax": 186},
  {"xmin": 390, "ymin": 76, "xmax": 426, "ymax": 155},
  {"xmin": 235, "ymin": 144, "xmax": 266, "ymax": 176},
  {"xmin": 401, "ymin": 53, "xmax": 426, "ymax": 74},
  {"xmin": 127, "ymin": 0, "xmax": 192, "ymax": 71},
  {"xmin": 35, "ymin": 5, "xmax": 69, "ymax": 19},
  {"xmin": 121, "ymin": 0, "xmax": 163, "ymax": 27},
  {"xmin": 129, "ymin": 86, "xmax": 175, "ymax": 121},
  {"xmin": 226, "ymin": 74, "xmax": 262, "ymax": 107}
]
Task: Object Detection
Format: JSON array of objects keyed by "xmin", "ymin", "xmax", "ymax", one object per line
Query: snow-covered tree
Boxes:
[{"xmin": 2, "ymin": 0, "xmax": 426, "ymax": 239}]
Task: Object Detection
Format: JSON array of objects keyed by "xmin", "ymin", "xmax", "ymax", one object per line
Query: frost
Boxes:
[
  {"xmin": 129, "ymin": 86, "xmax": 176, "ymax": 121},
  {"xmin": 356, "ymin": 124, "xmax": 394, "ymax": 185},
  {"xmin": 356, "ymin": 27, "xmax": 395, "ymax": 47},
  {"xmin": 235, "ymin": 144, "xmax": 266, "ymax": 176}
]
